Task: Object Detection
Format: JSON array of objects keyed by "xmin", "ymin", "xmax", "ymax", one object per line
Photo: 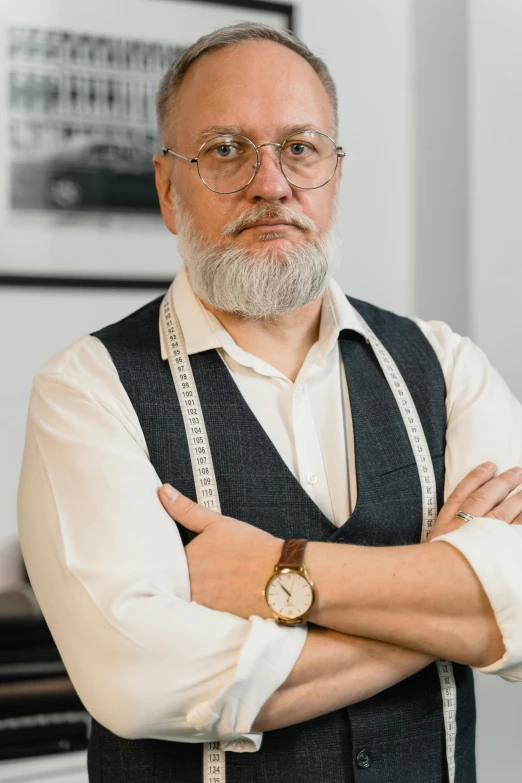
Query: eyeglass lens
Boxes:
[{"xmin": 197, "ymin": 131, "xmax": 338, "ymax": 193}]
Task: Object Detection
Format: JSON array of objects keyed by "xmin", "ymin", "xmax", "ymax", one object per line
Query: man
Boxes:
[{"xmin": 17, "ymin": 22, "xmax": 522, "ymax": 783}]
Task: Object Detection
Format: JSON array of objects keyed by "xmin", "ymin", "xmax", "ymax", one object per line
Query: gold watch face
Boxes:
[{"xmin": 265, "ymin": 569, "xmax": 314, "ymax": 620}]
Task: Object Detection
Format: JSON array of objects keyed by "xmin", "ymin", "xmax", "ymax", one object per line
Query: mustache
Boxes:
[{"xmin": 221, "ymin": 203, "xmax": 318, "ymax": 237}]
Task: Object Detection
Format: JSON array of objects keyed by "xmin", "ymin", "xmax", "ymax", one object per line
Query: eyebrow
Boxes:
[
  {"xmin": 195, "ymin": 126, "xmax": 242, "ymax": 142},
  {"xmin": 194, "ymin": 123, "xmax": 326, "ymax": 143}
]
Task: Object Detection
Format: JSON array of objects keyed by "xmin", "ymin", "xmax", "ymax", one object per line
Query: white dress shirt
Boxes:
[{"xmin": 17, "ymin": 265, "xmax": 522, "ymax": 755}]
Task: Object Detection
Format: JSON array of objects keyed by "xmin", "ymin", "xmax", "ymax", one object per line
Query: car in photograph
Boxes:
[{"xmin": 11, "ymin": 140, "xmax": 160, "ymax": 212}]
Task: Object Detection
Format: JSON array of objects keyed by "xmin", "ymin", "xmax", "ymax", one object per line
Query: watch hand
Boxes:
[{"xmin": 278, "ymin": 580, "xmax": 292, "ymax": 598}]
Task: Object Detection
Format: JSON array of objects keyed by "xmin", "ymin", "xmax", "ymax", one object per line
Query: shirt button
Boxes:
[
  {"xmin": 294, "ymin": 384, "xmax": 304, "ymax": 395},
  {"xmin": 234, "ymin": 739, "xmax": 245, "ymax": 751},
  {"xmin": 306, "ymin": 473, "xmax": 318, "ymax": 485},
  {"xmin": 356, "ymin": 750, "xmax": 372, "ymax": 769}
]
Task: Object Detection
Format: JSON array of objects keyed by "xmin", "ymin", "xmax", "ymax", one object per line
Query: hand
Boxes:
[
  {"xmin": 425, "ymin": 462, "xmax": 522, "ymax": 542},
  {"xmin": 158, "ymin": 484, "xmax": 283, "ymax": 618},
  {"xmin": 278, "ymin": 580, "xmax": 292, "ymax": 599}
]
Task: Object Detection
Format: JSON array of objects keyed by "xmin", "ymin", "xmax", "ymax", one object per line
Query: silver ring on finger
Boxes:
[{"xmin": 455, "ymin": 510, "xmax": 475, "ymax": 523}]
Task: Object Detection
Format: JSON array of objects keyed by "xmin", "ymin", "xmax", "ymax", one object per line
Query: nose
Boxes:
[{"xmin": 244, "ymin": 143, "xmax": 293, "ymax": 202}]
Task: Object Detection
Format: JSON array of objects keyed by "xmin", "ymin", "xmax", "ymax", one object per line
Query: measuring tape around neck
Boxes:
[
  {"xmin": 355, "ymin": 313, "xmax": 457, "ymax": 783},
  {"xmin": 161, "ymin": 293, "xmax": 456, "ymax": 783},
  {"xmin": 161, "ymin": 295, "xmax": 226, "ymax": 783}
]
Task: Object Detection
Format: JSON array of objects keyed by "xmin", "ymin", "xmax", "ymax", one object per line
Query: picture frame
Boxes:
[{"xmin": 0, "ymin": 0, "xmax": 294, "ymax": 288}]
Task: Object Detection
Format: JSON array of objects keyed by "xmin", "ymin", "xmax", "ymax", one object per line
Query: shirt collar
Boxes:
[{"xmin": 159, "ymin": 263, "xmax": 367, "ymax": 363}]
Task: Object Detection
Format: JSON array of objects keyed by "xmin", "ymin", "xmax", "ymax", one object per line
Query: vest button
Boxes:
[{"xmin": 356, "ymin": 750, "xmax": 372, "ymax": 769}]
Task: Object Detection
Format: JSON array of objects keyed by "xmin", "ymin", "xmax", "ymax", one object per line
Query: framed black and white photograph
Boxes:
[{"xmin": 0, "ymin": 0, "xmax": 293, "ymax": 286}]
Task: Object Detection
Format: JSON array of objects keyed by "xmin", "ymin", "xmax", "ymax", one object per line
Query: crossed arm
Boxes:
[
  {"xmin": 159, "ymin": 460, "xmax": 522, "ymax": 733},
  {"xmin": 253, "ymin": 628, "xmax": 436, "ymax": 732}
]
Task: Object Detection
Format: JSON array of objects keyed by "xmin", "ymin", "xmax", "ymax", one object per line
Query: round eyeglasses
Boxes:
[{"xmin": 162, "ymin": 130, "xmax": 345, "ymax": 194}]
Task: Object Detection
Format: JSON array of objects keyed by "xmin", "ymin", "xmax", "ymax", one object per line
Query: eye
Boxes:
[
  {"xmin": 289, "ymin": 143, "xmax": 308, "ymax": 156},
  {"xmin": 208, "ymin": 143, "xmax": 242, "ymax": 159},
  {"xmin": 216, "ymin": 144, "xmax": 234, "ymax": 157},
  {"xmin": 285, "ymin": 140, "xmax": 318, "ymax": 158}
]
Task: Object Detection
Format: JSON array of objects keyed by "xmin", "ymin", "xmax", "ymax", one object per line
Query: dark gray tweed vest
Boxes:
[{"xmin": 88, "ymin": 294, "xmax": 476, "ymax": 783}]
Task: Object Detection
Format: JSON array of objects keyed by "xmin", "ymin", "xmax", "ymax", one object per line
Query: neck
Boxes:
[{"xmin": 202, "ymin": 297, "xmax": 324, "ymax": 383}]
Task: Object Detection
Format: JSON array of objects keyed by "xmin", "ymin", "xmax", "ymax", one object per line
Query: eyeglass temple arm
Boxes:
[
  {"xmin": 162, "ymin": 147, "xmax": 198, "ymax": 163},
  {"xmin": 337, "ymin": 147, "xmax": 346, "ymax": 158}
]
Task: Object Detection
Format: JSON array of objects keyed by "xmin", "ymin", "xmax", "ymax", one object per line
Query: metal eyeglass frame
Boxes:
[{"xmin": 162, "ymin": 130, "xmax": 345, "ymax": 194}]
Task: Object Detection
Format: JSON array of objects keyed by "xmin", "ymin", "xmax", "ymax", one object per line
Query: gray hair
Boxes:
[{"xmin": 156, "ymin": 22, "xmax": 338, "ymax": 144}]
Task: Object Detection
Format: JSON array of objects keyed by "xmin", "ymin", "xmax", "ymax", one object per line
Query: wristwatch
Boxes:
[{"xmin": 264, "ymin": 539, "xmax": 315, "ymax": 625}]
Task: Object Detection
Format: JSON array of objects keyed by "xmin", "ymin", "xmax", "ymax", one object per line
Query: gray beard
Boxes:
[{"xmin": 173, "ymin": 196, "xmax": 341, "ymax": 320}]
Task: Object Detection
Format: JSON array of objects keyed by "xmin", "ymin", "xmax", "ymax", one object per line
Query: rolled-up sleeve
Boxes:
[
  {"xmin": 17, "ymin": 336, "xmax": 307, "ymax": 748},
  {"xmin": 414, "ymin": 317, "xmax": 522, "ymax": 682},
  {"xmin": 430, "ymin": 520, "xmax": 522, "ymax": 681}
]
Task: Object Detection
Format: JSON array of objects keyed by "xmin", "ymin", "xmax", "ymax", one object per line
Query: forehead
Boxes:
[{"xmin": 171, "ymin": 40, "xmax": 334, "ymax": 144}]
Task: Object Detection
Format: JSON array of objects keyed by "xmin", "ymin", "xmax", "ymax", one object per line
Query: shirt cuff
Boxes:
[
  {"xmin": 186, "ymin": 615, "xmax": 307, "ymax": 750},
  {"xmin": 430, "ymin": 518, "xmax": 522, "ymax": 681}
]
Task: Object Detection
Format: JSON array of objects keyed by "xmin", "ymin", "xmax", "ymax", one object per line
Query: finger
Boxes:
[
  {"xmin": 443, "ymin": 462, "xmax": 497, "ymax": 516},
  {"xmin": 460, "ymin": 467, "xmax": 522, "ymax": 518},
  {"xmin": 484, "ymin": 488, "xmax": 522, "ymax": 524},
  {"xmin": 158, "ymin": 484, "xmax": 220, "ymax": 533}
]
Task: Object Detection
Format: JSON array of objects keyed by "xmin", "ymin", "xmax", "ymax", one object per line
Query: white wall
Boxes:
[
  {"xmin": 469, "ymin": 0, "xmax": 522, "ymax": 399},
  {"xmin": 412, "ymin": 0, "xmax": 469, "ymax": 335},
  {"xmin": 298, "ymin": 0, "xmax": 414, "ymax": 316}
]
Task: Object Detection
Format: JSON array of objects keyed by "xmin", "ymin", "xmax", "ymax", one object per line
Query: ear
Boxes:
[{"xmin": 153, "ymin": 153, "xmax": 178, "ymax": 235}]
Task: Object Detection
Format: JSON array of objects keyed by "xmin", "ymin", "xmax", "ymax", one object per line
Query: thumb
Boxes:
[{"xmin": 158, "ymin": 483, "xmax": 219, "ymax": 533}]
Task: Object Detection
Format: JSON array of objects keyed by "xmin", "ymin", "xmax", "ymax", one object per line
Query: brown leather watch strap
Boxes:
[{"xmin": 277, "ymin": 539, "xmax": 308, "ymax": 568}]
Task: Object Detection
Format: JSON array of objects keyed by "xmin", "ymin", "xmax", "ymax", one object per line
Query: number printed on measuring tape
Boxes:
[{"xmin": 204, "ymin": 741, "xmax": 226, "ymax": 783}]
